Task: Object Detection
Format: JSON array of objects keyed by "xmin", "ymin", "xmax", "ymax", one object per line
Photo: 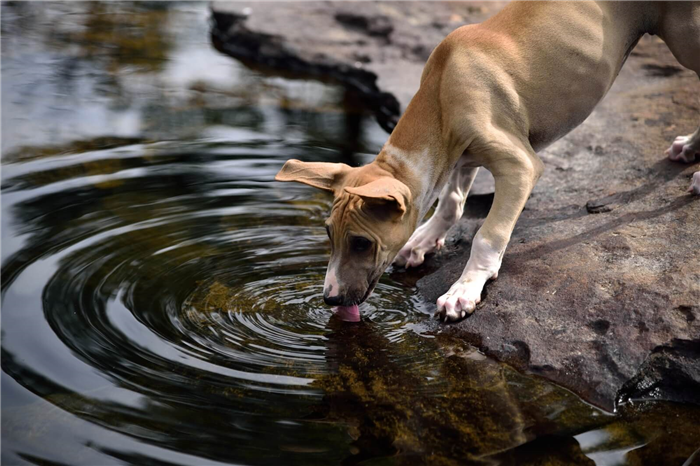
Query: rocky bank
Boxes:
[{"xmin": 210, "ymin": 1, "xmax": 700, "ymax": 411}]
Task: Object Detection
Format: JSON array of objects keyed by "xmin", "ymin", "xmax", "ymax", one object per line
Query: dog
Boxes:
[{"xmin": 276, "ymin": 1, "xmax": 700, "ymax": 321}]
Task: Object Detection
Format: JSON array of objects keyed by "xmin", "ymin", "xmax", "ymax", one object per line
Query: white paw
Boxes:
[
  {"xmin": 394, "ymin": 220, "xmax": 448, "ymax": 268},
  {"xmin": 665, "ymin": 135, "xmax": 699, "ymax": 163},
  {"xmin": 435, "ymin": 276, "xmax": 490, "ymax": 322},
  {"xmin": 690, "ymin": 172, "xmax": 700, "ymax": 196}
]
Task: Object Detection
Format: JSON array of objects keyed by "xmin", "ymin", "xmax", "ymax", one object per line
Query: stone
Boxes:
[
  {"xmin": 334, "ymin": 13, "xmax": 394, "ymax": 40},
  {"xmin": 617, "ymin": 338, "xmax": 700, "ymax": 406}
]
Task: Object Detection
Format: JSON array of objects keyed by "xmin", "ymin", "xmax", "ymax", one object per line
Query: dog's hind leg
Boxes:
[
  {"xmin": 666, "ymin": 130, "xmax": 700, "ymax": 195},
  {"xmin": 435, "ymin": 140, "xmax": 543, "ymax": 321},
  {"xmin": 658, "ymin": 2, "xmax": 700, "ymax": 194},
  {"xmin": 665, "ymin": 120, "xmax": 700, "ymax": 195},
  {"xmin": 666, "ymin": 130, "xmax": 700, "ymax": 165},
  {"xmin": 394, "ymin": 163, "xmax": 479, "ymax": 268}
]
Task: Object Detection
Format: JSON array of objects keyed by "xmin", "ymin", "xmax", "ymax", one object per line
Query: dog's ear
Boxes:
[
  {"xmin": 345, "ymin": 177, "xmax": 411, "ymax": 217},
  {"xmin": 275, "ymin": 159, "xmax": 352, "ymax": 192}
]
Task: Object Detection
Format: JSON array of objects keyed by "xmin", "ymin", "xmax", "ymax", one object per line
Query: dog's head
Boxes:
[{"xmin": 276, "ymin": 159, "xmax": 416, "ymax": 307}]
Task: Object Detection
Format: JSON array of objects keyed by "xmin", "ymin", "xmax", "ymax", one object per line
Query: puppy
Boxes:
[{"xmin": 276, "ymin": 1, "xmax": 700, "ymax": 321}]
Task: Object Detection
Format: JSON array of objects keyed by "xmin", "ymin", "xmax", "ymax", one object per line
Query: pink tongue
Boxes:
[{"xmin": 334, "ymin": 304, "xmax": 360, "ymax": 322}]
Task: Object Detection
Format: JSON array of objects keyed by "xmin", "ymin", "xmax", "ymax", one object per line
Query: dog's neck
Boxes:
[
  {"xmin": 374, "ymin": 86, "xmax": 469, "ymax": 224},
  {"xmin": 374, "ymin": 144, "xmax": 443, "ymax": 222}
]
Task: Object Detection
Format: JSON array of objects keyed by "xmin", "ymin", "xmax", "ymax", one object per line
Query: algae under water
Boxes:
[{"xmin": 2, "ymin": 2, "xmax": 700, "ymax": 465}]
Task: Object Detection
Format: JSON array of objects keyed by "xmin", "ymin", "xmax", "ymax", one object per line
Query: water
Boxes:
[{"xmin": 2, "ymin": 2, "xmax": 700, "ymax": 465}]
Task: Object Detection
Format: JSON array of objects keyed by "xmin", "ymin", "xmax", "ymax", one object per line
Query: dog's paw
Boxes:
[
  {"xmin": 690, "ymin": 172, "xmax": 700, "ymax": 196},
  {"xmin": 434, "ymin": 278, "xmax": 487, "ymax": 322},
  {"xmin": 666, "ymin": 135, "xmax": 700, "ymax": 163},
  {"xmin": 394, "ymin": 221, "xmax": 448, "ymax": 268}
]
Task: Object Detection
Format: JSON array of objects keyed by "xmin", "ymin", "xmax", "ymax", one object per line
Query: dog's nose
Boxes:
[{"xmin": 323, "ymin": 294, "xmax": 344, "ymax": 306}]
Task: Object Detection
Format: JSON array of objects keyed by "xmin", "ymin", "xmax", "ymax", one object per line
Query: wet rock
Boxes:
[
  {"xmin": 604, "ymin": 402, "xmax": 700, "ymax": 465},
  {"xmin": 209, "ymin": 1, "xmax": 498, "ymax": 195},
  {"xmin": 315, "ymin": 325, "xmax": 607, "ymax": 464},
  {"xmin": 211, "ymin": 1, "xmax": 501, "ymax": 109},
  {"xmin": 418, "ymin": 34, "xmax": 700, "ymax": 410},
  {"xmin": 210, "ymin": 3, "xmax": 401, "ymax": 133},
  {"xmin": 617, "ymin": 338, "xmax": 700, "ymax": 406}
]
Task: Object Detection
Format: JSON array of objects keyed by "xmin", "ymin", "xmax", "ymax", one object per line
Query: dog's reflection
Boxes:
[{"xmin": 314, "ymin": 314, "xmax": 529, "ymax": 465}]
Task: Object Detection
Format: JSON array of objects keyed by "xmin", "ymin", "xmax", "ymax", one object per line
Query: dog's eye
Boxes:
[{"xmin": 350, "ymin": 236, "xmax": 372, "ymax": 252}]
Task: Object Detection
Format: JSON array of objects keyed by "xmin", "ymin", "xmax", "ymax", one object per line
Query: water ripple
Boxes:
[
  {"xmin": 2, "ymin": 139, "xmax": 441, "ymax": 464},
  {"xmin": 5, "ymin": 139, "xmax": 695, "ymax": 466}
]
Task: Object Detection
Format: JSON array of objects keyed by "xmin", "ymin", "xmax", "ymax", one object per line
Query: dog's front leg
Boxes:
[
  {"xmin": 436, "ymin": 144, "xmax": 543, "ymax": 321},
  {"xmin": 395, "ymin": 164, "xmax": 479, "ymax": 268}
]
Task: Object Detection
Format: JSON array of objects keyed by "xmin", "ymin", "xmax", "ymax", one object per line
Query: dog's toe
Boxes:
[
  {"xmin": 690, "ymin": 172, "xmax": 700, "ymax": 196},
  {"xmin": 667, "ymin": 135, "xmax": 699, "ymax": 163},
  {"xmin": 396, "ymin": 221, "xmax": 451, "ymax": 269},
  {"xmin": 393, "ymin": 254, "xmax": 407, "ymax": 267},
  {"xmin": 435, "ymin": 280, "xmax": 483, "ymax": 322},
  {"xmin": 407, "ymin": 248, "xmax": 427, "ymax": 268}
]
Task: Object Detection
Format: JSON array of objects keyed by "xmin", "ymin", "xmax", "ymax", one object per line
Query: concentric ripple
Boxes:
[
  {"xmin": 5, "ymin": 138, "xmax": 700, "ymax": 466},
  {"xmin": 2, "ymin": 139, "xmax": 446, "ymax": 464}
]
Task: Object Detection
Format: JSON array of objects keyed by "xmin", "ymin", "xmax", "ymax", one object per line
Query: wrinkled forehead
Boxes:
[{"xmin": 327, "ymin": 193, "xmax": 367, "ymax": 233}]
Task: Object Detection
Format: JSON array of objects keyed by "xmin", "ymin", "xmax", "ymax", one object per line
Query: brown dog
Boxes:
[{"xmin": 276, "ymin": 1, "xmax": 700, "ymax": 321}]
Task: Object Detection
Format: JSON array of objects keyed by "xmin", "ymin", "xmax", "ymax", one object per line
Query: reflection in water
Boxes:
[
  {"xmin": 1, "ymin": 1, "xmax": 376, "ymax": 161},
  {"xmin": 316, "ymin": 321, "xmax": 536, "ymax": 464},
  {"xmin": 2, "ymin": 2, "xmax": 700, "ymax": 466}
]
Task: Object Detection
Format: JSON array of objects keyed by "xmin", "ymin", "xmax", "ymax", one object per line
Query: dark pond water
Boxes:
[{"xmin": 2, "ymin": 2, "xmax": 700, "ymax": 465}]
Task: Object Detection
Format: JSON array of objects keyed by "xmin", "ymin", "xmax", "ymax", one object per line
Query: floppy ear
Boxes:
[
  {"xmin": 344, "ymin": 177, "xmax": 411, "ymax": 217},
  {"xmin": 275, "ymin": 159, "xmax": 352, "ymax": 192}
]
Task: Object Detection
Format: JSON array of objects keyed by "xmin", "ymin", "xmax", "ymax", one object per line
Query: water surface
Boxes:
[{"xmin": 3, "ymin": 3, "xmax": 700, "ymax": 465}]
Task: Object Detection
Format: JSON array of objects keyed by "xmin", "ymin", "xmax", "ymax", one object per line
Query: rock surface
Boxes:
[
  {"xmin": 210, "ymin": 0, "xmax": 498, "ymax": 194},
  {"xmin": 211, "ymin": 1, "xmax": 501, "ymax": 111},
  {"xmin": 211, "ymin": 2, "xmax": 700, "ymax": 410},
  {"xmin": 416, "ymin": 34, "xmax": 700, "ymax": 410}
]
